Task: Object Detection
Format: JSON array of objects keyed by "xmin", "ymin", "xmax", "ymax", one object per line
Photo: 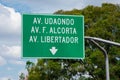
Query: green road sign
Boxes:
[{"xmin": 22, "ymin": 14, "xmax": 84, "ymax": 59}]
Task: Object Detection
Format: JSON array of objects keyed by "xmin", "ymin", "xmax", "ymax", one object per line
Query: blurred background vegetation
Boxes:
[{"xmin": 20, "ymin": 3, "xmax": 120, "ymax": 80}]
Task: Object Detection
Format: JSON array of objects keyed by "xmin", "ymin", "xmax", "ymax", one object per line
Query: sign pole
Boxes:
[
  {"xmin": 90, "ymin": 39, "xmax": 110, "ymax": 80},
  {"xmin": 85, "ymin": 36, "xmax": 120, "ymax": 80}
]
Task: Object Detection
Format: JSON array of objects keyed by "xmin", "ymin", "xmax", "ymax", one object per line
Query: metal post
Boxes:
[
  {"xmin": 85, "ymin": 36, "xmax": 120, "ymax": 47},
  {"xmin": 106, "ymin": 54, "xmax": 110, "ymax": 80},
  {"xmin": 90, "ymin": 39, "xmax": 110, "ymax": 80},
  {"xmin": 85, "ymin": 36, "xmax": 120, "ymax": 80}
]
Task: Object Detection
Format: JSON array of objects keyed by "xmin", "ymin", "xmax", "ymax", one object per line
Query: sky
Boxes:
[{"xmin": 0, "ymin": 0, "xmax": 120, "ymax": 80}]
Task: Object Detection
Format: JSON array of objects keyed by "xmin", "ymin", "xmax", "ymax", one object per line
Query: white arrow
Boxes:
[{"xmin": 49, "ymin": 47, "xmax": 58, "ymax": 55}]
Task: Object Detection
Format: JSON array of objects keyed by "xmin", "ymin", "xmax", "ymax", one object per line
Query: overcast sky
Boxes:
[{"xmin": 0, "ymin": 0, "xmax": 120, "ymax": 80}]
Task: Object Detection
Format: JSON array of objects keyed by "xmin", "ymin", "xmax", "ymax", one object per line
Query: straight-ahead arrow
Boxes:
[{"xmin": 50, "ymin": 47, "xmax": 58, "ymax": 55}]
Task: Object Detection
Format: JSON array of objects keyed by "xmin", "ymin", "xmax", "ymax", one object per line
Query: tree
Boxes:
[
  {"xmin": 26, "ymin": 3, "xmax": 120, "ymax": 80},
  {"xmin": 19, "ymin": 73, "xmax": 25, "ymax": 80}
]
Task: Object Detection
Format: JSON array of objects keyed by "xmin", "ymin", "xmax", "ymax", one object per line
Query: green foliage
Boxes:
[
  {"xmin": 19, "ymin": 73, "xmax": 25, "ymax": 80},
  {"xmin": 26, "ymin": 3, "xmax": 120, "ymax": 80}
]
